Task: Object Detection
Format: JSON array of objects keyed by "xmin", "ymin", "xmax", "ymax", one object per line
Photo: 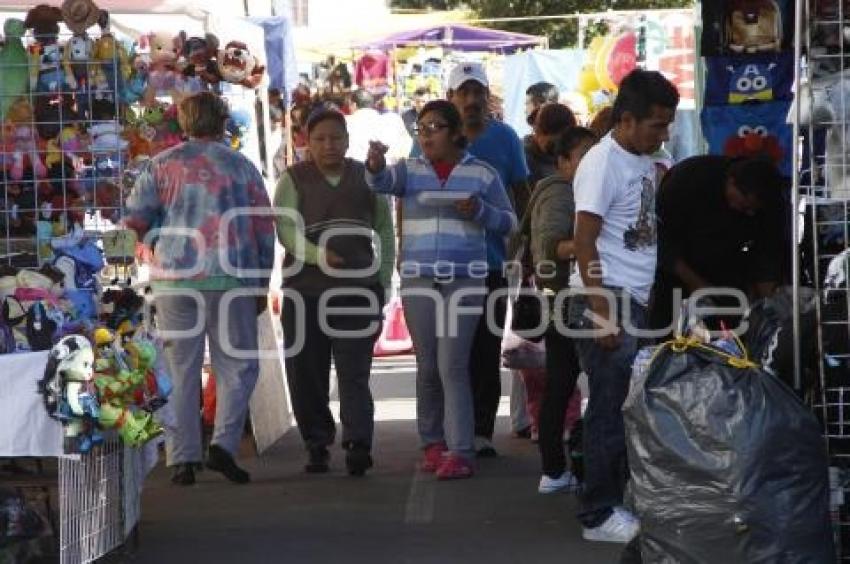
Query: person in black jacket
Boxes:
[{"xmin": 651, "ymin": 155, "xmax": 788, "ymax": 336}]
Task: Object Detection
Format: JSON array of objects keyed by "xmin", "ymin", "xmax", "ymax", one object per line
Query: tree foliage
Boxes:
[{"xmin": 389, "ymin": 0, "xmax": 692, "ymax": 48}]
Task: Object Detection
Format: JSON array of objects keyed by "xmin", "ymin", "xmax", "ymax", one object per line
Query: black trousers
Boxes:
[
  {"xmin": 282, "ymin": 288, "xmax": 383, "ymax": 452},
  {"xmin": 471, "ymin": 273, "xmax": 507, "ymax": 440},
  {"xmin": 538, "ymin": 299, "xmax": 581, "ymax": 478}
]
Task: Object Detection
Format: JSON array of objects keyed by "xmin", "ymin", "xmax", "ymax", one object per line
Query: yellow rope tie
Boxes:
[{"xmin": 650, "ymin": 335, "xmax": 760, "ymax": 370}]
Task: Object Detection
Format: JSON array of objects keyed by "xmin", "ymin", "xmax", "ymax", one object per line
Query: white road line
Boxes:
[{"xmin": 404, "ymin": 468, "xmax": 436, "ymax": 525}]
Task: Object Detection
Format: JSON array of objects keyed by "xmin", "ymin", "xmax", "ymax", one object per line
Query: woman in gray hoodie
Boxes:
[{"xmin": 522, "ymin": 126, "xmax": 597, "ymax": 493}]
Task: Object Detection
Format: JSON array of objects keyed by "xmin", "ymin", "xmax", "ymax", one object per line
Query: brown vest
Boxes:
[{"xmin": 284, "ymin": 159, "xmax": 378, "ymax": 293}]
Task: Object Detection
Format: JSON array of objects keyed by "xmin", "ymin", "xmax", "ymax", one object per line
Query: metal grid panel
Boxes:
[
  {"xmin": 58, "ymin": 436, "xmax": 124, "ymax": 564},
  {"xmin": 0, "ymin": 27, "xmax": 128, "ymax": 268},
  {"xmin": 799, "ymin": 0, "xmax": 850, "ymax": 558},
  {"xmin": 122, "ymin": 444, "xmax": 143, "ymax": 538}
]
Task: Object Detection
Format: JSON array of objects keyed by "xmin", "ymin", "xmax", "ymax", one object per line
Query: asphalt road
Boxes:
[{"xmin": 132, "ymin": 356, "xmax": 623, "ymax": 564}]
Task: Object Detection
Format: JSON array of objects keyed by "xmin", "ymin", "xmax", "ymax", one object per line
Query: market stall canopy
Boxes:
[{"xmin": 356, "ymin": 24, "xmax": 546, "ymax": 54}]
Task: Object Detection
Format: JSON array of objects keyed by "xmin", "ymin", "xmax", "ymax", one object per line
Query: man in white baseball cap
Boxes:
[
  {"xmin": 447, "ymin": 61, "xmax": 490, "ymax": 91},
  {"xmin": 446, "ymin": 61, "xmax": 533, "ymax": 459}
]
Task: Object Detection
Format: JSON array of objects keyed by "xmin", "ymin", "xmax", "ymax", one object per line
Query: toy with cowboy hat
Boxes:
[{"xmin": 61, "ymin": 0, "xmax": 101, "ymax": 35}]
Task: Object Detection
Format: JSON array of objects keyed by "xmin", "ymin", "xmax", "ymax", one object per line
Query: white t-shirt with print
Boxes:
[{"xmin": 569, "ymin": 134, "xmax": 659, "ymax": 305}]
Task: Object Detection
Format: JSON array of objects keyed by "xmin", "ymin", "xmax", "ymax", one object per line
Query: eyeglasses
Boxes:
[{"xmin": 414, "ymin": 122, "xmax": 450, "ymax": 136}]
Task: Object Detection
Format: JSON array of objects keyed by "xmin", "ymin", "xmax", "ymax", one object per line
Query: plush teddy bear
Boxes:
[
  {"xmin": 24, "ymin": 4, "xmax": 66, "ymax": 95},
  {"xmin": 143, "ymin": 31, "xmax": 182, "ymax": 105},
  {"xmin": 219, "ymin": 40, "xmax": 265, "ymax": 89},
  {"xmin": 0, "ymin": 19, "xmax": 29, "ymax": 120}
]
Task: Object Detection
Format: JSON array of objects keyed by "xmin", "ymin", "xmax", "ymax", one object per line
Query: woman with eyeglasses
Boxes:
[{"xmin": 365, "ymin": 100, "xmax": 516, "ymax": 480}]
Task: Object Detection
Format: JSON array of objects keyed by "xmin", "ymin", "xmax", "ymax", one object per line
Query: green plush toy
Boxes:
[{"xmin": 0, "ymin": 19, "xmax": 29, "ymax": 119}]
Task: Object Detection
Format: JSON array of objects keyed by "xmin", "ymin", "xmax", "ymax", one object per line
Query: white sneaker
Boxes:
[
  {"xmin": 614, "ymin": 507, "xmax": 640, "ymax": 524},
  {"xmin": 582, "ymin": 509, "xmax": 640, "ymax": 543},
  {"xmin": 538, "ymin": 471, "xmax": 578, "ymax": 494}
]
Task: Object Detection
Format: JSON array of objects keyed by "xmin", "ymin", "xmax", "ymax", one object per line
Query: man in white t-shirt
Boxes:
[{"xmin": 568, "ymin": 69, "xmax": 679, "ymax": 544}]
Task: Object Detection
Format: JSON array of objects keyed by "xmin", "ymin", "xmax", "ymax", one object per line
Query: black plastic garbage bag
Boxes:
[
  {"xmin": 623, "ymin": 339, "xmax": 834, "ymax": 564},
  {"xmin": 742, "ymin": 286, "xmax": 819, "ymax": 392}
]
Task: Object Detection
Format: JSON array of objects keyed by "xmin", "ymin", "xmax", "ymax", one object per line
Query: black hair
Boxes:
[
  {"xmin": 526, "ymin": 82, "xmax": 559, "ymax": 105},
  {"xmin": 418, "ymin": 99, "xmax": 467, "ymax": 148},
  {"xmin": 727, "ymin": 157, "xmax": 783, "ymax": 205},
  {"xmin": 352, "ymin": 89, "xmax": 375, "ymax": 109},
  {"xmin": 534, "ymin": 103, "xmax": 577, "ymax": 136},
  {"xmin": 553, "ymin": 126, "xmax": 597, "ymax": 159},
  {"xmin": 306, "ymin": 107, "xmax": 347, "ymax": 136},
  {"xmin": 611, "ymin": 69, "xmax": 679, "ymax": 124}
]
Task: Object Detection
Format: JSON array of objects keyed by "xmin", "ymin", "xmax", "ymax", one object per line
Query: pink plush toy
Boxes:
[{"xmin": 4, "ymin": 100, "xmax": 47, "ymax": 180}]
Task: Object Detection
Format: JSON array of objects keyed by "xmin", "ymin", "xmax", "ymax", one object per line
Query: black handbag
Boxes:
[{"xmin": 511, "ymin": 277, "xmax": 545, "ymax": 342}]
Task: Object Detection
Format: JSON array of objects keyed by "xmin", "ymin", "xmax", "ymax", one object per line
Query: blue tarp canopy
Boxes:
[{"xmin": 357, "ymin": 24, "xmax": 546, "ymax": 54}]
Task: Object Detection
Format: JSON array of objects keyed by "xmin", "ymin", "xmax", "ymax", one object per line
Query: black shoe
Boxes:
[
  {"xmin": 474, "ymin": 436, "xmax": 498, "ymax": 458},
  {"xmin": 512, "ymin": 426, "xmax": 532, "ymax": 439},
  {"xmin": 305, "ymin": 447, "xmax": 330, "ymax": 474},
  {"xmin": 345, "ymin": 445, "xmax": 373, "ymax": 477},
  {"xmin": 206, "ymin": 444, "xmax": 251, "ymax": 484},
  {"xmin": 171, "ymin": 463, "xmax": 195, "ymax": 486}
]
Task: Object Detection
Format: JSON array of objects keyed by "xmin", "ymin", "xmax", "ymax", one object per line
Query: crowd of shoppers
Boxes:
[{"xmin": 126, "ymin": 64, "xmax": 789, "ymax": 545}]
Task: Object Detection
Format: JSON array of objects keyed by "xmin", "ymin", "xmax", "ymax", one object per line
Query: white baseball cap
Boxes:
[{"xmin": 447, "ymin": 62, "xmax": 489, "ymax": 91}]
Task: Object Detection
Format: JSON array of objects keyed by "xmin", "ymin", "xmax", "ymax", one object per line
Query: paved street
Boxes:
[{"xmin": 133, "ymin": 356, "xmax": 622, "ymax": 564}]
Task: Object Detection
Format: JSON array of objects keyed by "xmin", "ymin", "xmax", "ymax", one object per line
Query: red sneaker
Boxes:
[
  {"xmin": 435, "ymin": 454, "xmax": 474, "ymax": 480},
  {"xmin": 420, "ymin": 442, "xmax": 447, "ymax": 472}
]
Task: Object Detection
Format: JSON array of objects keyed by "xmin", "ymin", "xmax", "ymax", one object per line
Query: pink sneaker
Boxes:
[
  {"xmin": 420, "ymin": 443, "xmax": 447, "ymax": 472},
  {"xmin": 435, "ymin": 454, "xmax": 474, "ymax": 480}
]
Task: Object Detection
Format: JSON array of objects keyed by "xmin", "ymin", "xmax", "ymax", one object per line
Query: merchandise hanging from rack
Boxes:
[
  {"xmin": 792, "ymin": 0, "xmax": 850, "ymax": 560},
  {"xmin": 699, "ymin": 1, "xmax": 795, "ymax": 176}
]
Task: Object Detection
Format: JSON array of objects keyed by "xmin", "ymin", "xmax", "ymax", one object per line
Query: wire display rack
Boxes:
[
  {"xmin": 795, "ymin": 0, "xmax": 850, "ymax": 559},
  {"xmin": 0, "ymin": 21, "xmax": 146, "ymax": 563},
  {"xmin": 0, "ymin": 24, "xmax": 132, "ymax": 270}
]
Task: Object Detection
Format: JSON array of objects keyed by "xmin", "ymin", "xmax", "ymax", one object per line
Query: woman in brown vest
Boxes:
[{"xmin": 273, "ymin": 109, "xmax": 395, "ymax": 476}]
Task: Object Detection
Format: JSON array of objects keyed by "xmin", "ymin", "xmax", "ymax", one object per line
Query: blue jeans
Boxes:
[{"xmin": 568, "ymin": 291, "xmax": 647, "ymax": 528}]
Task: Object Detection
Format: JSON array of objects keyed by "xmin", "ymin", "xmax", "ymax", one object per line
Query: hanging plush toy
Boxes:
[
  {"xmin": 181, "ymin": 33, "xmax": 222, "ymax": 89},
  {"xmin": 724, "ymin": 0, "xmax": 783, "ymax": 54},
  {"xmin": 91, "ymin": 9, "xmax": 131, "ymax": 104},
  {"xmin": 219, "ymin": 41, "xmax": 264, "ymax": 89},
  {"xmin": 143, "ymin": 31, "xmax": 182, "ymax": 105},
  {"xmin": 24, "ymin": 4, "xmax": 66, "ymax": 94},
  {"xmin": 60, "ymin": 0, "xmax": 101, "ymax": 111},
  {"xmin": 4, "ymin": 100, "xmax": 48, "ymax": 181},
  {"xmin": 39, "ymin": 334, "xmax": 103, "ymax": 454},
  {"xmin": 0, "ymin": 19, "xmax": 29, "ymax": 120},
  {"xmin": 92, "ymin": 328, "xmax": 164, "ymax": 447},
  {"xmin": 122, "ymin": 48, "xmax": 150, "ymax": 104}
]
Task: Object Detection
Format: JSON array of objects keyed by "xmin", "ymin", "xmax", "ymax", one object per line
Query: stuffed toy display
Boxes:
[
  {"xmin": 37, "ymin": 325, "xmax": 171, "ymax": 452},
  {"xmin": 0, "ymin": 19, "xmax": 30, "ymax": 120}
]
